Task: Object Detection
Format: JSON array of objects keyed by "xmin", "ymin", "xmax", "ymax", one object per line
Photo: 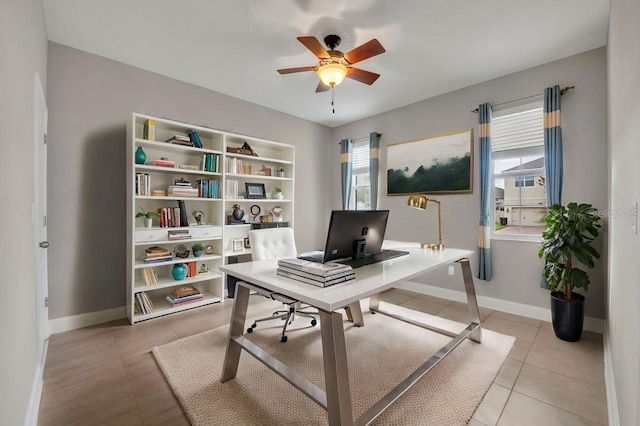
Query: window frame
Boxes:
[
  {"xmin": 350, "ymin": 139, "xmax": 371, "ymax": 210},
  {"xmin": 490, "ymin": 101, "xmax": 546, "ymax": 243}
]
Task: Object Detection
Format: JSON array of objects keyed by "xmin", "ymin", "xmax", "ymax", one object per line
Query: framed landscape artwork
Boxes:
[{"xmin": 387, "ymin": 129, "xmax": 474, "ymax": 195}]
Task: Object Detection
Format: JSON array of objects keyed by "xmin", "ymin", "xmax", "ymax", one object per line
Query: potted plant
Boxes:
[
  {"xmin": 136, "ymin": 207, "xmax": 160, "ymax": 228},
  {"xmin": 273, "ymin": 187, "xmax": 284, "ymax": 200},
  {"xmin": 538, "ymin": 202, "xmax": 601, "ymax": 341},
  {"xmin": 276, "ymin": 167, "xmax": 285, "ymax": 177},
  {"xmin": 191, "ymin": 242, "xmax": 204, "ymax": 257}
]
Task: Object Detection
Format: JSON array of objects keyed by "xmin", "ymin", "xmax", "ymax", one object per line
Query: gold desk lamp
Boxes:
[{"xmin": 407, "ymin": 194, "xmax": 444, "ymax": 250}]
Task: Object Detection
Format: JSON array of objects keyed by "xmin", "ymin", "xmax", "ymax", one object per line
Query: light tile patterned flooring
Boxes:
[{"xmin": 38, "ymin": 289, "xmax": 608, "ymax": 425}]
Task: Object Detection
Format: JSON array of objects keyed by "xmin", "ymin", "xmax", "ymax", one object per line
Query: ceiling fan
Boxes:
[{"xmin": 277, "ymin": 35, "xmax": 386, "ymax": 93}]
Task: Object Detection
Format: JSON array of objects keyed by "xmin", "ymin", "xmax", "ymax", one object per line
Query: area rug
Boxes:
[{"xmin": 153, "ymin": 303, "xmax": 514, "ymax": 425}]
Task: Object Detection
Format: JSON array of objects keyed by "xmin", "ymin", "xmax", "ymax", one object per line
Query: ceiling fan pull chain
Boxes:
[{"xmin": 331, "ymin": 86, "xmax": 335, "ymax": 114}]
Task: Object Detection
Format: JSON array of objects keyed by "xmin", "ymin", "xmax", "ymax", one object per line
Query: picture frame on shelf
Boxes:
[
  {"xmin": 232, "ymin": 238, "xmax": 244, "ymax": 252},
  {"xmin": 245, "ymin": 182, "xmax": 266, "ymax": 199}
]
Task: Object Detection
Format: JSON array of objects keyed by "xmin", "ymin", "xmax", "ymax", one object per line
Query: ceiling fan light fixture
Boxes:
[{"xmin": 317, "ymin": 63, "xmax": 348, "ymax": 87}]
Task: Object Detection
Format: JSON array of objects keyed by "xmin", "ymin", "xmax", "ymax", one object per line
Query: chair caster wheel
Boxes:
[
  {"xmin": 280, "ymin": 335, "xmax": 288, "ymax": 343},
  {"xmin": 311, "ymin": 319, "xmax": 317, "ymax": 326},
  {"xmin": 246, "ymin": 327, "xmax": 253, "ymax": 333}
]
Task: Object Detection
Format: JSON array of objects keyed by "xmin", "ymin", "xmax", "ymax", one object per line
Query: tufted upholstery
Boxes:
[{"xmin": 248, "ymin": 227, "xmax": 297, "ymax": 261}]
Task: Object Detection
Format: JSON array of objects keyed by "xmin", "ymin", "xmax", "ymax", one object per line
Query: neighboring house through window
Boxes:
[
  {"xmin": 492, "ymin": 101, "xmax": 547, "ymax": 239},
  {"xmin": 351, "ymin": 140, "xmax": 371, "ymax": 210}
]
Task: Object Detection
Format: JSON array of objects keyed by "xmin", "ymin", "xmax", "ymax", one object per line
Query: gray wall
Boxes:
[
  {"xmin": 607, "ymin": 0, "xmax": 640, "ymax": 423},
  {"xmin": 0, "ymin": 0, "xmax": 48, "ymax": 423},
  {"xmin": 332, "ymin": 48, "xmax": 608, "ymax": 320},
  {"xmin": 46, "ymin": 42, "xmax": 332, "ymax": 319}
]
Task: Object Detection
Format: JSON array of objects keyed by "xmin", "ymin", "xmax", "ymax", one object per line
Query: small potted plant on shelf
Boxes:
[
  {"xmin": 136, "ymin": 207, "xmax": 160, "ymax": 228},
  {"xmin": 276, "ymin": 167, "xmax": 285, "ymax": 177},
  {"xmin": 191, "ymin": 242, "xmax": 204, "ymax": 257},
  {"xmin": 273, "ymin": 187, "xmax": 284, "ymax": 200},
  {"xmin": 538, "ymin": 202, "xmax": 602, "ymax": 342}
]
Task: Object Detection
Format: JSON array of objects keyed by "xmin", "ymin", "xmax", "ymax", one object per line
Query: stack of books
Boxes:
[
  {"xmin": 166, "ymin": 285, "xmax": 203, "ymax": 307},
  {"xmin": 167, "ymin": 185, "xmax": 199, "ymax": 197},
  {"xmin": 141, "ymin": 246, "xmax": 172, "ymax": 263},
  {"xmin": 167, "ymin": 229, "xmax": 191, "ymax": 241},
  {"xmin": 166, "ymin": 135, "xmax": 193, "ymax": 147},
  {"xmin": 277, "ymin": 258, "xmax": 355, "ymax": 287}
]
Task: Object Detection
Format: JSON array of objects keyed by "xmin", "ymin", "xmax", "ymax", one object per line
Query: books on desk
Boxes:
[{"xmin": 277, "ymin": 258, "xmax": 355, "ymax": 287}]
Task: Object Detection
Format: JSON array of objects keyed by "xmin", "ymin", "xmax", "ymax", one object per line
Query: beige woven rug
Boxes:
[{"xmin": 153, "ymin": 303, "xmax": 514, "ymax": 425}]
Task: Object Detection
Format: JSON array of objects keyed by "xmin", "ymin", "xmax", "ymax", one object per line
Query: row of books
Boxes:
[
  {"xmin": 195, "ymin": 179, "xmax": 221, "ymax": 199},
  {"xmin": 200, "ymin": 153, "xmax": 220, "ymax": 172},
  {"xmin": 135, "ymin": 173, "xmax": 151, "ymax": 196},
  {"xmin": 225, "ymin": 179, "xmax": 239, "ymax": 199},
  {"xmin": 276, "ymin": 258, "xmax": 355, "ymax": 287},
  {"xmin": 141, "ymin": 119, "xmax": 205, "ymax": 150},
  {"xmin": 135, "ymin": 291, "xmax": 154, "ymax": 315},
  {"xmin": 142, "ymin": 267, "xmax": 159, "ymax": 285},
  {"xmin": 226, "ymin": 157, "xmax": 246, "ymax": 174},
  {"xmin": 157, "ymin": 206, "xmax": 186, "ymax": 228},
  {"xmin": 166, "ymin": 285, "xmax": 203, "ymax": 307},
  {"xmin": 168, "ymin": 229, "xmax": 191, "ymax": 241}
]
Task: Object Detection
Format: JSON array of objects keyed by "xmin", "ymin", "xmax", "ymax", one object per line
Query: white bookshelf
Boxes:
[{"xmin": 126, "ymin": 113, "xmax": 294, "ymax": 323}]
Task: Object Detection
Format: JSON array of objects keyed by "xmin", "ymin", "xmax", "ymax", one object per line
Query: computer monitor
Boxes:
[{"xmin": 322, "ymin": 210, "xmax": 390, "ymax": 263}]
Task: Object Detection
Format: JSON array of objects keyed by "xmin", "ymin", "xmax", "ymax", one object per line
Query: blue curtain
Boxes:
[
  {"xmin": 541, "ymin": 85, "xmax": 564, "ymax": 288},
  {"xmin": 340, "ymin": 139, "xmax": 353, "ymax": 210},
  {"xmin": 369, "ymin": 132, "xmax": 381, "ymax": 210},
  {"xmin": 544, "ymin": 85, "xmax": 563, "ymax": 206},
  {"xmin": 477, "ymin": 103, "xmax": 493, "ymax": 281}
]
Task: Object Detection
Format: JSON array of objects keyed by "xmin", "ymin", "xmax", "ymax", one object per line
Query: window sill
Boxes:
[{"xmin": 491, "ymin": 234, "xmax": 542, "ymax": 244}]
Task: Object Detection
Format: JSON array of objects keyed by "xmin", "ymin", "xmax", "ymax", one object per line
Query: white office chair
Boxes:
[{"xmin": 245, "ymin": 227, "xmax": 318, "ymax": 342}]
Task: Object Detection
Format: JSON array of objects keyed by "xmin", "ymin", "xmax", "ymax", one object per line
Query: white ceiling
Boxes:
[{"xmin": 42, "ymin": 0, "xmax": 610, "ymax": 128}]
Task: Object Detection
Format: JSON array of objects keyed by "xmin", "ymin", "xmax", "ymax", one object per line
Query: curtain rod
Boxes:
[
  {"xmin": 470, "ymin": 85, "xmax": 574, "ymax": 113},
  {"xmin": 337, "ymin": 134, "xmax": 382, "ymax": 145}
]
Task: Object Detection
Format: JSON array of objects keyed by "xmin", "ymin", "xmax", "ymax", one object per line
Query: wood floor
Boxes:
[{"xmin": 38, "ymin": 289, "xmax": 608, "ymax": 425}]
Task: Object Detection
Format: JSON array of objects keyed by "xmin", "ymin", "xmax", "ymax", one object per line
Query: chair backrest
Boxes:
[{"xmin": 248, "ymin": 227, "xmax": 297, "ymax": 261}]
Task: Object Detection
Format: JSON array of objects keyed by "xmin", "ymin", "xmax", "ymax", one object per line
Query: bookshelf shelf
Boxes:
[{"xmin": 126, "ymin": 112, "xmax": 294, "ymax": 324}]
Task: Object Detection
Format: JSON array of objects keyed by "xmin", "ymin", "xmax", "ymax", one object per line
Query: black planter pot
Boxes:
[{"xmin": 550, "ymin": 292, "xmax": 585, "ymax": 342}]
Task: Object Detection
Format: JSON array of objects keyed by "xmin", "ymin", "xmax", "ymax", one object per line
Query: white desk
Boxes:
[{"xmin": 220, "ymin": 243, "xmax": 481, "ymax": 426}]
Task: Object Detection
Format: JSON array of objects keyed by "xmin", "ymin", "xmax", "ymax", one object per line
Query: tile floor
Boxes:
[{"xmin": 38, "ymin": 289, "xmax": 608, "ymax": 425}]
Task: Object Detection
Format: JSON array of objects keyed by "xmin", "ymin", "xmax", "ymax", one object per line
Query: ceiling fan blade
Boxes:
[
  {"xmin": 344, "ymin": 39, "xmax": 386, "ymax": 65},
  {"xmin": 277, "ymin": 66, "xmax": 316, "ymax": 74},
  {"xmin": 347, "ymin": 68, "xmax": 381, "ymax": 85},
  {"xmin": 297, "ymin": 36, "xmax": 331, "ymax": 59},
  {"xmin": 315, "ymin": 81, "xmax": 330, "ymax": 93}
]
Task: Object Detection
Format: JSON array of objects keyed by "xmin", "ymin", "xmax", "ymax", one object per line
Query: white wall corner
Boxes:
[{"xmin": 49, "ymin": 306, "xmax": 127, "ymax": 334}]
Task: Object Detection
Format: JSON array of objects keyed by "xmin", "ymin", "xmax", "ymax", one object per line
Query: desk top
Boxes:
[{"xmin": 220, "ymin": 242, "xmax": 473, "ymax": 312}]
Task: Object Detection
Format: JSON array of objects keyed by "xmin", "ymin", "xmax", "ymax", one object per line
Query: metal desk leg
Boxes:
[
  {"xmin": 347, "ymin": 301, "xmax": 364, "ymax": 327},
  {"xmin": 319, "ymin": 309, "xmax": 354, "ymax": 426},
  {"xmin": 221, "ymin": 282, "xmax": 251, "ymax": 382},
  {"xmin": 457, "ymin": 259, "xmax": 483, "ymax": 343}
]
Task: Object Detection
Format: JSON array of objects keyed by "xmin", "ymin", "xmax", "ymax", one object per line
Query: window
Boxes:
[
  {"xmin": 492, "ymin": 102, "xmax": 547, "ymax": 239},
  {"xmin": 351, "ymin": 140, "xmax": 371, "ymax": 210}
]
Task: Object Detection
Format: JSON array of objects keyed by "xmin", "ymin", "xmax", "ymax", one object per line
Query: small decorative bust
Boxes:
[{"xmin": 192, "ymin": 210, "xmax": 205, "ymax": 225}]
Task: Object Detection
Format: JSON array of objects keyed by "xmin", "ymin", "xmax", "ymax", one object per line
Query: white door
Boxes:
[{"xmin": 34, "ymin": 73, "xmax": 49, "ymax": 365}]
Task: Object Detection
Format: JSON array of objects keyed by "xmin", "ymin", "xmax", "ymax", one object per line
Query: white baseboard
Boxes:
[
  {"xmin": 24, "ymin": 363, "xmax": 43, "ymax": 426},
  {"xmin": 396, "ymin": 281, "xmax": 606, "ymax": 334},
  {"xmin": 603, "ymin": 331, "xmax": 620, "ymax": 426},
  {"xmin": 49, "ymin": 306, "xmax": 127, "ymax": 334}
]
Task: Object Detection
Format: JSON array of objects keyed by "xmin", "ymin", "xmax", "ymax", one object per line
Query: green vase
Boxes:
[
  {"xmin": 135, "ymin": 146, "xmax": 146, "ymax": 165},
  {"xmin": 172, "ymin": 263, "xmax": 187, "ymax": 280}
]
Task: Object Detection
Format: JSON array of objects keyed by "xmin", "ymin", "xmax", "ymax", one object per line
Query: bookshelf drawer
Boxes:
[
  {"xmin": 135, "ymin": 228, "xmax": 167, "ymax": 243},
  {"xmin": 190, "ymin": 226, "xmax": 222, "ymax": 239}
]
